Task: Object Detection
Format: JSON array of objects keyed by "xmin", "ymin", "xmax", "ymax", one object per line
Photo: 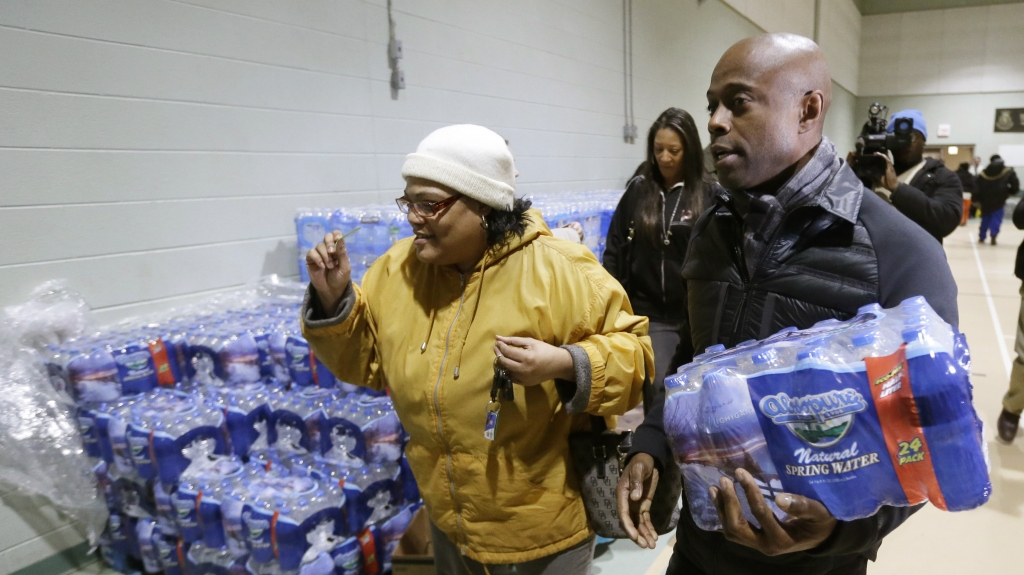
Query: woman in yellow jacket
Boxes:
[{"xmin": 302, "ymin": 124, "xmax": 653, "ymax": 575}]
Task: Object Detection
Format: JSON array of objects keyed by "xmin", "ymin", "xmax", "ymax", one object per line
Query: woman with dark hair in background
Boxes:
[{"xmin": 603, "ymin": 108, "xmax": 716, "ymax": 397}]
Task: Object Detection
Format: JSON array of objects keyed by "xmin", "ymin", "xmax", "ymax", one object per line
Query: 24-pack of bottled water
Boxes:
[
  {"xmin": 294, "ymin": 189, "xmax": 626, "ymax": 283},
  {"xmin": 663, "ymin": 297, "xmax": 991, "ymax": 530},
  {"xmin": 45, "ymin": 279, "xmax": 422, "ymax": 575}
]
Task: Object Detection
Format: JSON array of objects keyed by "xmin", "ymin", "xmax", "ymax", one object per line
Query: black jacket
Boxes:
[
  {"xmin": 1014, "ymin": 199, "xmax": 1024, "ymax": 280},
  {"xmin": 602, "ymin": 176, "xmax": 716, "ymax": 324},
  {"xmin": 975, "ymin": 165, "xmax": 1019, "ymax": 215},
  {"xmin": 956, "ymin": 168, "xmax": 976, "ymax": 195},
  {"xmin": 631, "ymin": 158, "xmax": 959, "ymax": 575},
  {"xmin": 890, "ymin": 158, "xmax": 963, "ymax": 243}
]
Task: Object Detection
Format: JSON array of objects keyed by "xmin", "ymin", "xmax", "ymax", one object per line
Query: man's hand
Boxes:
[
  {"xmin": 617, "ymin": 453, "xmax": 660, "ymax": 549},
  {"xmin": 494, "ymin": 336, "xmax": 575, "ymax": 386},
  {"xmin": 710, "ymin": 468, "xmax": 837, "ymax": 556},
  {"xmin": 305, "ymin": 231, "xmax": 352, "ymax": 314},
  {"xmin": 875, "ymin": 152, "xmax": 899, "ymax": 192}
]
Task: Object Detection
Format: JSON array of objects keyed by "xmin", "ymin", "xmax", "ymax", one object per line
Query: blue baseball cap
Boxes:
[{"xmin": 887, "ymin": 109, "xmax": 927, "ymax": 141}]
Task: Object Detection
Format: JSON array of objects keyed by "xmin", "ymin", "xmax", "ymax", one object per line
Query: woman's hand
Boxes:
[
  {"xmin": 305, "ymin": 231, "xmax": 352, "ymax": 313},
  {"xmin": 494, "ymin": 336, "xmax": 575, "ymax": 386}
]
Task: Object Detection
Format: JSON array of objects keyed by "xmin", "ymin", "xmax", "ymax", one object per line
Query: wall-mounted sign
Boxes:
[
  {"xmin": 994, "ymin": 108, "xmax": 1024, "ymax": 132},
  {"xmin": 937, "ymin": 124, "xmax": 951, "ymax": 138}
]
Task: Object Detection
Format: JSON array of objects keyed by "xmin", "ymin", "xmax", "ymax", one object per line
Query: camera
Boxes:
[{"xmin": 851, "ymin": 103, "xmax": 914, "ymax": 188}]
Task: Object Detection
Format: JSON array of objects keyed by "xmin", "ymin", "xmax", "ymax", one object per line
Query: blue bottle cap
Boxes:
[
  {"xmin": 851, "ymin": 331, "xmax": 876, "ymax": 348},
  {"xmin": 902, "ymin": 328, "xmax": 925, "ymax": 344},
  {"xmin": 705, "ymin": 344, "xmax": 727, "ymax": 354},
  {"xmin": 664, "ymin": 372, "xmax": 686, "ymax": 390},
  {"xmin": 797, "ymin": 338, "xmax": 829, "ymax": 361}
]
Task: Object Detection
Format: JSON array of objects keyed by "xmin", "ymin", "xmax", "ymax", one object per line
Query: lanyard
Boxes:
[{"xmin": 485, "ymin": 357, "xmax": 514, "ymax": 440}]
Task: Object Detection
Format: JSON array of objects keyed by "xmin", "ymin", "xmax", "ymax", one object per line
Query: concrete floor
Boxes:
[{"xmin": 68, "ymin": 222, "xmax": 1024, "ymax": 575}]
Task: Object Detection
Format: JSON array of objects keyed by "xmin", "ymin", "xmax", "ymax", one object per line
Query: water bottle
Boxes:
[
  {"xmin": 67, "ymin": 347, "xmax": 122, "ymax": 404},
  {"xmin": 217, "ymin": 382, "xmax": 273, "ymax": 458},
  {"xmin": 108, "ymin": 336, "xmax": 160, "ymax": 395},
  {"xmin": 343, "ymin": 462, "xmax": 401, "ymax": 533},
  {"xmin": 701, "ymin": 367, "xmax": 782, "ymax": 528},
  {"xmin": 903, "ymin": 319, "xmax": 990, "ymax": 511},
  {"xmin": 154, "ymin": 529, "xmax": 187, "ymax": 575},
  {"xmin": 219, "ymin": 331, "xmax": 263, "ymax": 387},
  {"xmin": 329, "ymin": 537, "xmax": 363, "ymax": 575},
  {"xmin": 150, "ymin": 394, "xmax": 230, "ymax": 485},
  {"xmin": 358, "ymin": 397, "xmax": 405, "ymax": 463},
  {"xmin": 268, "ymin": 323, "xmax": 293, "ymax": 386}
]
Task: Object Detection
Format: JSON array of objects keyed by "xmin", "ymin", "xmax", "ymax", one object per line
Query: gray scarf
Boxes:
[{"xmin": 731, "ymin": 137, "xmax": 842, "ymax": 278}]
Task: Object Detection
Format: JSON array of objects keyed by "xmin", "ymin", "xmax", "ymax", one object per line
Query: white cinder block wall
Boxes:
[
  {"xmin": 857, "ymin": 3, "xmax": 1024, "ymax": 162},
  {"xmin": 0, "ymin": 0, "xmax": 858, "ymax": 571}
]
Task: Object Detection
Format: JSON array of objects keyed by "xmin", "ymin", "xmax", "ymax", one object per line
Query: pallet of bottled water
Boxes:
[
  {"xmin": 41, "ymin": 280, "xmax": 422, "ymax": 575},
  {"xmin": 294, "ymin": 189, "xmax": 625, "ymax": 283},
  {"xmin": 662, "ymin": 297, "xmax": 991, "ymax": 530}
]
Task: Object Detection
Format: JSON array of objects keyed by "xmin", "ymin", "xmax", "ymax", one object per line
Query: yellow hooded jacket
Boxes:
[{"xmin": 301, "ymin": 211, "xmax": 653, "ymax": 564}]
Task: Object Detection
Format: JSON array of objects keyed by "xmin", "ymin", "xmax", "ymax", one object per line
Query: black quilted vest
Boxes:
[{"xmin": 683, "ymin": 165, "xmax": 880, "ymax": 352}]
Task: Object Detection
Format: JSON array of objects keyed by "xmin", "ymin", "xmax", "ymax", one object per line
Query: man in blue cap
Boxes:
[{"xmin": 872, "ymin": 109, "xmax": 963, "ymax": 243}]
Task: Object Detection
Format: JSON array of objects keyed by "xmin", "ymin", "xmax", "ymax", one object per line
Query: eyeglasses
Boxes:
[{"xmin": 395, "ymin": 194, "xmax": 461, "ymax": 217}]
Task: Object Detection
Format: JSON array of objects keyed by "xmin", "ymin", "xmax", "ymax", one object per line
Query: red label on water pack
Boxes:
[
  {"xmin": 865, "ymin": 345, "xmax": 947, "ymax": 510},
  {"xmin": 310, "ymin": 350, "xmax": 320, "ymax": 387},
  {"xmin": 359, "ymin": 528, "xmax": 379, "ymax": 574},
  {"xmin": 271, "ymin": 510, "xmax": 281, "ymax": 559},
  {"xmin": 148, "ymin": 338, "xmax": 176, "ymax": 387}
]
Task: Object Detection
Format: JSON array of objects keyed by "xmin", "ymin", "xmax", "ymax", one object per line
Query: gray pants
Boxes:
[
  {"xmin": 649, "ymin": 321, "xmax": 682, "ymax": 398},
  {"xmin": 429, "ymin": 521, "xmax": 595, "ymax": 575},
  {"xmin": 1004, "ymin": 286, "xmax": 1024, "ymax": 414}
]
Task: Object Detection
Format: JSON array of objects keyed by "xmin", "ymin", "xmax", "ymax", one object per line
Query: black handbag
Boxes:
[{"xmin": 568, "ymin": 386, "xmax": 681, "ymax": 539}]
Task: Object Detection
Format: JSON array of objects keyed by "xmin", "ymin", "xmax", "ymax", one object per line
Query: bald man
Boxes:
[{"xmin": 618, "ymin": 34, "xmax": 959, "ymax": 575}]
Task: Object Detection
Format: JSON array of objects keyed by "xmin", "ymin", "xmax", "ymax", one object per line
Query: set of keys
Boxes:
[{"xmin": 484, "ymin": 356, "xmax": 514, "ymax": 441}]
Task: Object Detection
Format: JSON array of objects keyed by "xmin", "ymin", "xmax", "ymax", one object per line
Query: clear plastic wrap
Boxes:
[
  {"xmin": 663, "ymin": 297, "xmax": 991, "ymax": 530},
  {"xmin": 2, "ymin": 279, "xmax": 91, "ymax": 350},
  {"xmin": 0, "ymin": 343, "xmax": 108, "ymax": 544},
  {"xmin": 0, "ymin": 280, "xmax": 107, "ymax": 543}
]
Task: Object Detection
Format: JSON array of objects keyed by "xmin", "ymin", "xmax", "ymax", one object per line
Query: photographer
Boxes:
[{"xmin": 867, "ymin": 110, "xmax": 963, "ymax": 243}]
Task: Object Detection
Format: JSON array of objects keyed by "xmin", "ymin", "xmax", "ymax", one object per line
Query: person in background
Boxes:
[
  {"xmin": 602, "ymin": 108, "xmax": 716, "ymax": 398},
  {"xmin": 867, "ymin": 109, "xmax": 963, "ymax": 243},
  {"xmin": 998, "ymin": 198, "xmax": 1024, "ymax": 444},
  {"xmin": 975, "ymin": 154, "xmax": 1020, "ymax": 245},
  {"xmin": 303, "ymin": 124, "xmax": 653, "ymax": 575},
  {"xmin": 956, "ymin": 161, "xmax": 976, "ymax": 226},
  {"xmin": 618, "ymin": 34, "xmax": 959, "ymax": 575}
]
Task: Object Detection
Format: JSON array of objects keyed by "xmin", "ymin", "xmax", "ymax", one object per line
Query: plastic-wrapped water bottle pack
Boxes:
[
  {"xmin": 43, "ymin": 280, "xmax": 422, "ymax": 575},
  {"xmin": 295, "ymin": 206, "xmax": 413, "ymax": 284},
  {"xmin": 526, "ymin": 189, "xmax": 624, "ymax": 261},
  {"xmin": 295, "ymin": 189, "xmax": 626, "ymax": 283},
  {"xmin": 663, "ymin": 296, "xmax": 991, "ymax": 530}
]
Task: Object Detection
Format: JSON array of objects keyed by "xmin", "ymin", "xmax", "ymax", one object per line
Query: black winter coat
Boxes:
[
  {"xmin": 976, "ymin": 166, "xmax": 1019, "ymax": 215},
  {"xmin": 1013, "ymin": 199, "xmax": 1024, "ymax": 281},
  {"xmin": 632, "ymin": 160, "xmax": 959, "ymax": 575},
  {"xmin": 891, "ymin": 158, "xmax": 963, "ymax": 243},
  {"xmin": 956, "ymin": 168, "xmax": 976, "ymax": 195},
  {"xmin": 602, "ymin": 176, "xmax": 716, "ymax": 325}
]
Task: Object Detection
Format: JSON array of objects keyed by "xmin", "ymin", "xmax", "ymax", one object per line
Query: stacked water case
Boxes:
[
  {"xmin": 662, "ymin": 297, "xmax": 991, "ymax": 530},
  {"xmin": 49, "ymin": 283, "xmax": 421, "ymax": 575},
  {"xmin": 295, "ymin": 189, "xmax": 626, "ymax": 283}
]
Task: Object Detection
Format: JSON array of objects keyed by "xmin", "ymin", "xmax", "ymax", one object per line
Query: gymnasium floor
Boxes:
[{"xmin": 67, "ymin": 222, "xmax": 1024, "ymax": 575}]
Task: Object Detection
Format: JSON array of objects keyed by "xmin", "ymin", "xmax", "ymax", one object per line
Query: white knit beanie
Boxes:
[{"xmin": 401, "ymin": 124, "xmax": 516, "ymax": 211}]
